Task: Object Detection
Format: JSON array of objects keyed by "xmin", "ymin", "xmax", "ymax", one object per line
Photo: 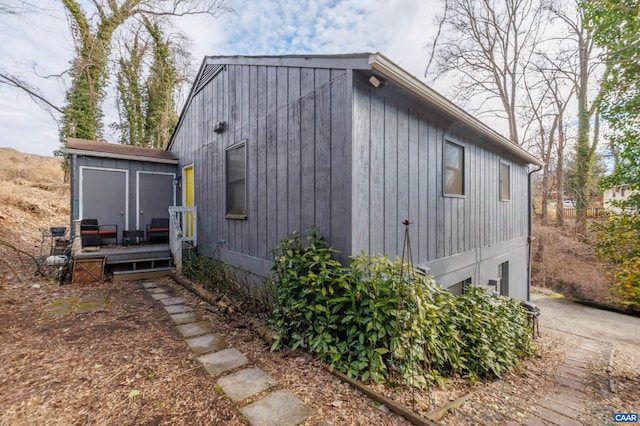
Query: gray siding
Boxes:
[
  {"xmin": 170, "ymin": 64, "xmax": 352, "ymax": 266},
  {"xmin": 70, "ymin": 154, "xmax": 177, "ymax": 241},
  {"xmin": 351, "ymin": 73, "xmax": 530, "ymax": 293}
]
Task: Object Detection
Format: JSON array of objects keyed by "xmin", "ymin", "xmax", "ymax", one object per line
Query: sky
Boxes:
[{"xmin": 0, "ymin": 0, "xmax": 450, "ymax": 157}]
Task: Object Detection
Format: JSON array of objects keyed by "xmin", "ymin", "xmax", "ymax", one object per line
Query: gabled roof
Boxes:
[
  {"xmin": 168, "ymin": 53, "xmax": 542, "ymax": 166},
  {"xmin": 66, "ymin": 138, "xmax": 178, "ymax": 164}
]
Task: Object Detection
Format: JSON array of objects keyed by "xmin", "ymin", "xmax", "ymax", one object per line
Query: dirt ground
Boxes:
[
  {"xmin": 0, "ymin": 148, "xmax": 635, "ymax": 425},
  {"xmin": 0, "ymin": 265, "xmax": 570, "ymax": 425}
]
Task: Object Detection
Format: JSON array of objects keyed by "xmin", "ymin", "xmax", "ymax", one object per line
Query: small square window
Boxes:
[
  {"xmin": 226, "ymin": 141, "xmax": 246, "ymax": 218},
  {"xmin": 444, "ymin": 141, "xmax": 464, "ymax": 196},
  {"xmin": 500, "ymin": 162, "xmax": 510, "ymax": 201}
]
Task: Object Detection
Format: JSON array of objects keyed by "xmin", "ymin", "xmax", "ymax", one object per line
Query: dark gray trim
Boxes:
[
  {"xmin": 66, "ymin": 148, "xmax": 179, "ymax": 164},
  {"xmin": 203, "ymin": 54, "xmax": 372, "ymax": 70}
]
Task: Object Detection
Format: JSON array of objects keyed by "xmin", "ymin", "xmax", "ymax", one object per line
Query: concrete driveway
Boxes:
[{"xmin": 531, "ymin": 290, "xmax": 640, "ymax": 350}]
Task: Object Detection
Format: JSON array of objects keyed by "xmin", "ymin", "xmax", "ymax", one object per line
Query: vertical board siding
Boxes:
[
  {"xmin": 369, "ymin": 93, "xmax": 385, "ymax": 254},
  {"xmin": 315, "ymin": 84, "xmax": 332, "ymax": 240},
  {"xmin": 330, "ymin": 76, "xmax": 351, "ymax": 258},
  {"xmin": 383, "ymin": 100, "xmax": 398, "ymax": 255},
  {"xmin": 171, "ymin": 62, "xmax": 350, "ymax": 264},
  {"xmin": 351, "ymin": 77, "xmax": 530, "ymax": 267},
  {"xmin": 352, "ymin": 83, "xmax": 371, "ymax": 254}
]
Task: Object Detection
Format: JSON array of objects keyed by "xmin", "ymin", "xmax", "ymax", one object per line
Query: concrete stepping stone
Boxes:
[
  {"xmin": 164, "ymin": 304, "xmax": 193, "ymax": 314},
  {"xmin": 142, "ymin": 282, "xmax": 158, "ymax": 288},
  {"xmin": 177, "ymin": 321, "xmax": 212, "ymax": 338},
  {"xmin": 147, "ymin": 287, "xmax": 168, "ymax": 294},
  {"xmin": 186, "ymin": 333, "xmax": 227, "ymax": 355},
  {"xmin": 240, "ymin": 389, "xmax": 313, "ymax": 426},
  {"xmin": 160, "ymin": 297, "xmax": 186, "ymax": 306},
  {"xmin": 198, "ymin": 348, "xmax": 248, "ymax": 377},
  {"xmin": 170, "ymin": 312, "xmax": 198, "ymax": 324},
  {"xmin": 217, "ymin": 367, "xmax": 277, "ymax": 402},
  {"xmin": 151, "ymin": 293, "xmax": 170, "ymax": 300}
]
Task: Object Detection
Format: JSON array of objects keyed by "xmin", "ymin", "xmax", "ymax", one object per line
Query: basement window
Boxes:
[
  {"xmin": 448, "ymin": 277, "xmax": 472, "ymax": 296},
  {"xmin": 226, "ymin": 141, "xmax": 247, "ymax": 219}
]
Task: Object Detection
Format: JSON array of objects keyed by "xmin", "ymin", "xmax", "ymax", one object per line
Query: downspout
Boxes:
[{"xmin": 527, "ymin": 164, "xmax": 543, "ymax": 301}]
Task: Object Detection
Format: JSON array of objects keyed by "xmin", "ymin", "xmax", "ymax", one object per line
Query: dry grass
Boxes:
[
  {"xmin": 0, "ymin": 148, "xmax": 69, "ymax": 255},
  {"xmin": 531, "ymin": 218, "xmax": 613, "ymax": 305}
]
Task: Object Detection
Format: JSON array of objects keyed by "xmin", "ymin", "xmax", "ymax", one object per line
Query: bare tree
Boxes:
[
  {"xmin": 547, "ymin": 0, "xmax": 610, "ymax": 234},
  {"xmin": 0, "ymin": 1, "xmax": 63, "ymax": 120},
  {"xmin": 426, "ymin": 0, "xmax": 548, "ymax": 145},
  {"xmin": 522, "ymin": 58, "xmax": 574, "ymax": 225}
]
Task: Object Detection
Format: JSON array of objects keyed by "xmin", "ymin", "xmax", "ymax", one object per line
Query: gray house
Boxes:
[
  {"xmin": 66, "ymin": 138, "xmax": 179, "ymax": 244},
  {"xmin": 166, "ymin": 53, "xmax": 541, "ymax": 300}
]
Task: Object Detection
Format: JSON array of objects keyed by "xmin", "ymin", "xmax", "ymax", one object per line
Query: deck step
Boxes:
[
  {"xmin": 107, "ymin": 256, "xmax": 173, "ymax": 265},
  {"xmin": 112, "ymin": 267, "xmax": 174, "ymax": 282}
]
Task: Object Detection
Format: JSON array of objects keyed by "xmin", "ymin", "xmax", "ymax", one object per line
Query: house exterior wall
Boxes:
[
  {"xmin": 170, "ymin": 62, "xmax": 353, "ymax": 273},
  {"xmin": 350, "ymin": 73, "xmax": 531, "ymax": 299},
  {"xmin": 69, "ymin": 154, "xmax": 177, "ymax": 242},
  {"xmin": 603, "ymin": 187, "xmax": 637, "ymax": 213}
]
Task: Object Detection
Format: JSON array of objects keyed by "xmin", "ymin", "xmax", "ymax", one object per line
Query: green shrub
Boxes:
[
  {"xmin": 270, "ymin": 228, "xmax": 535, "ymax": 387},
  {"xmin": 593, "ymin": 213, "xmax": 640, "ymax": 310}
]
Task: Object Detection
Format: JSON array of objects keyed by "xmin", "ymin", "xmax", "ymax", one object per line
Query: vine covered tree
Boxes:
[
  {"xmin": 57, "ymin": 0, "xmax": 228, "ymax": 170},
  {"xmin": 113, "ymin": 17, "xmax": 182, "ymax": 148}
]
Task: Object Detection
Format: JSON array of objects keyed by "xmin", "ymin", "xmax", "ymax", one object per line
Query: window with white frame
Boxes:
[
  {"xmin": 444, "ymin": 141, "xmax": 464, "ymax": 196},
  {"xmin": 226, "ymin": 141, "xmax": 246, "ymax": 218},
  {"xmin": 500, "ymin": 162, "xmax": 510, "ymax": 201}
]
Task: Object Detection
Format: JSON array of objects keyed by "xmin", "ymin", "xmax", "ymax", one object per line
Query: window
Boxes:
[
  {"xmin": 444, "ymin": 141, "xmax": 464, "ymax": 195},
  {"xmin": 226, "ymin": 141, "xmax": 246, "ymax": 218},
  {"xmin": 498, "ymin": 261, "xmax": 509, "ymax": 296},
  {"xmin": 500, "ymin": 162, "xmax": 510, "ymax": 201},
  {"xmin": 448, "ymin": 277, "xmax": 472, "ymax": 296}
]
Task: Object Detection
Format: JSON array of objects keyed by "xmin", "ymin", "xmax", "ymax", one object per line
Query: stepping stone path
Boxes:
[
  {"xmin": 143, "ymin": 281, "xmax": 314, "ymax": 425},
  {"xmin": 446, "ymin": 337, "xmax": 612, "ymax": 425}
]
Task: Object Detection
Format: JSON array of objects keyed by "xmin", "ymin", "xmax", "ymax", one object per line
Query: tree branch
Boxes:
[{"xmin": 0, "ymin": 72, "xmax": 63, "ymax": 114}]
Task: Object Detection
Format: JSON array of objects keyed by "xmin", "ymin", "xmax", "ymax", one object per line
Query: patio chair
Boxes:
[
  {"xmin": 80, "ymin": 219, "xmax": 118, "ymax": 246},
  {"xmin": 146, "ymin": 218, "xmax": 169, "ymax": 243}
]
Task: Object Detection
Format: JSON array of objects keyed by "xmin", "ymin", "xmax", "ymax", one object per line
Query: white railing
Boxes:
[{"xmin": 168, "ymin": 206, "xmax": 197, "ymax": 271}]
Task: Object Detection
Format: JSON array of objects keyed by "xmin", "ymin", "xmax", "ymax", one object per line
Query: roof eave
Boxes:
[
  {"xmin": 65, "ymin": 148, "xmax": 179, "ymax": 165},
  {"xmin": 368, "ymin": 53, "xmax": 544, "ymax": 167}
]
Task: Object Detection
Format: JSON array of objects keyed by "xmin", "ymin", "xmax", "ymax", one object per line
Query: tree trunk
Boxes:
[
  {"xmin": 556, "ymin": 108, "xmax": 566, "ymax": 226},
  {"xmin": 541, "ymin": 165, "xmax": 549, "ymax": 225}
]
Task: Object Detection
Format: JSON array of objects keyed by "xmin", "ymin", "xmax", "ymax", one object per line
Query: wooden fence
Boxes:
[{"xmin": 561, "ymin": 207, "xmax": 605, "ymax": 219}]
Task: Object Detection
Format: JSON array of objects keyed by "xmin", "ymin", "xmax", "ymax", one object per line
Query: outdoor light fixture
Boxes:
[
  {"xmin": 369, "ymin": 75, "xmax": 385, "ymax": 88},
  {"xmin": 173, "ymin": 176, "xmax": 181, "ymax": 187},
  {"xmin": 213, "ymin": 121, "xmax": 226, "ymax": 133}
]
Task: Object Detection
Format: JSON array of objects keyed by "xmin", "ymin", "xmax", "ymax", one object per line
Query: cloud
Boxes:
[{"xmin": 0, "ymin": 0, "xmax": 446, "ymax": 156}]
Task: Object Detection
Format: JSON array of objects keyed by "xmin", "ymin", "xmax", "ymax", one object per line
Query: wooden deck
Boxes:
[{"xmin": 75, "ymin": 243, "xmax": 173, "ymax": 281}]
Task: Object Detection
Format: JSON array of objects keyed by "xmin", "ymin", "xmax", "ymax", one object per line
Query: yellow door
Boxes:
[{"xmin": 184, "ymin": 165, "xmax": 194, "ymax": 237}]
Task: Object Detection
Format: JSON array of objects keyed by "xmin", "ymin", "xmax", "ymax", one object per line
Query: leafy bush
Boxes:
[
  {"xmin": 593, "ymin": 213, "xmax": 640, "ymax": 310},
  {"xmin": 270, "ymin": 228, "xmax": 535, "ymax": 387}
]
